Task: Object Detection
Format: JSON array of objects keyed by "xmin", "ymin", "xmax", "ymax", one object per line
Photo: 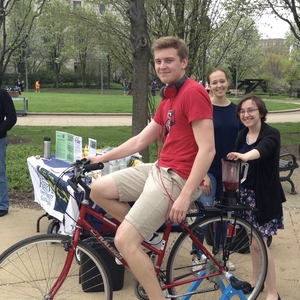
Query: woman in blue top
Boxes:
[{"xmin": 191, "ymin": 68, "xmax": 242, "ymax": 271}]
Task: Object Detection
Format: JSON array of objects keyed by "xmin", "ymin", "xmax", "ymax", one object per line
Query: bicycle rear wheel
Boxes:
[
  {"xmin": 0, "ymin": 234, "xmax": 113, "ymax": 300},
  {"xmin": 166, "ymin": 215, "xmax": 268, "ymax": 300}
]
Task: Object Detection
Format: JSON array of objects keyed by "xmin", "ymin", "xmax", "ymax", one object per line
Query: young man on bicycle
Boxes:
[{"xmin": 88, "ymin": 36, "xmax": 215, "ymax": 299}]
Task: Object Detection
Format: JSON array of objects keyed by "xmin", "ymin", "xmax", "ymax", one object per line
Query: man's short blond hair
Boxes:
[{"xmin": 152, "ymin": 36, "xmax": 189, "ymax": 61}]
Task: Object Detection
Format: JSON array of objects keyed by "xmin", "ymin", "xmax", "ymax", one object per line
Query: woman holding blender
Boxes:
[{"xmin": 227, "ymin": 94, "xmax": 285, "ymax": 300}]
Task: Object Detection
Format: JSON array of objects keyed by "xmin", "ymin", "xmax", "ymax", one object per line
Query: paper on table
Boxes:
[
  {"xmin": 56, "ymin": 131, "xmax": 82, "ymax": 163},
  {"xmin": 88, "ymin": 138, "xmax": 97, "ymax": 156}
]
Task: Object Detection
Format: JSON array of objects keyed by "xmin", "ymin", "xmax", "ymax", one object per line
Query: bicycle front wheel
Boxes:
[
  {"xmin": 0, "ymin": 234, "xmax": 113, "ymax": 300},
  {"xmin": 166, "ymin": 215, "xmax": 268, "ymax": 300}
]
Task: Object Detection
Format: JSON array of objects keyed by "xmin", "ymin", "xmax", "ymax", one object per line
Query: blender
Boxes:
[{"xmin": 220, "ymin": 158, "xmax": 249, "ymax": 206}]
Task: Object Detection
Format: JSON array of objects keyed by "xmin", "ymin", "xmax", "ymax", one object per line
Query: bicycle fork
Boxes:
[{"xmin": 46, "ymin": 231, "xmax": 81, "ymax": 299}]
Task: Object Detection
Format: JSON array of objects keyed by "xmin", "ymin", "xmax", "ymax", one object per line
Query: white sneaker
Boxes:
[
  {"xmin": 191, "ymin": 257, "xmax": 204, "ymax": 272},
  {"xmin": 219, "ymin": 254, "xmax": 236, "ymax": 271},
  {"xmin": 226, "ymin": 260, "xmax": 235, "ymax": 271},
  {"xmin": 115, "ymin": 233, "xmax": 162, "ymax": 265},
  {"xmin": 215, "ymin": 254, "xmax": 236, "ymax": 271}
]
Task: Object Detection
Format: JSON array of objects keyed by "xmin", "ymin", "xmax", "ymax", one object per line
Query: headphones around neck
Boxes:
[{"xmin": 159, "ymin": 75, "xmax": 188, "ymax": 99}]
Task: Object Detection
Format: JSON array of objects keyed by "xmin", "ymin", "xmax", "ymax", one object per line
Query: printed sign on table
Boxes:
[
  {"xmin": 55, "ymin": 131, "xmax": 82, "ymax": 163},
  {"xmin": 88, "ymin": 138, "xmax": 97, "ymax": 156}
]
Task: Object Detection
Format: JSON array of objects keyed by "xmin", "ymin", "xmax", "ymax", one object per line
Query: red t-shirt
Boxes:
[{"xmin": 153, "ymin": 78, "xmax": 212, "ymax": 180}]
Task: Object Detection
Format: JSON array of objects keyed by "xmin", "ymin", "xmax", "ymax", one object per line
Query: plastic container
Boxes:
[
  {"xmin": 80, "ymin": 237, "xmax": 125, "ymax": 292},
  {"xmin": 43, "ymin": 137, "xmax": 51, "ymax": 159},
  {"xmin": 109, "ymin": 160, "xmax": 119, "ymax": 173},
  {"xmin": 118, "ymin": 158, "xmax": 127, "ymax": 170},
  {"xmin": 101, "ymin": 162, "xmax": 110, "ymax": 175}
]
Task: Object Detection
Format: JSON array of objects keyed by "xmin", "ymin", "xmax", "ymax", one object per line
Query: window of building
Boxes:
[
  {"xmin": 99, "ymin": 4, "xmax": 105, "ymax": 15},
  {"xmin": 74, "ymin": 62, "xmax": 80, "ymax": 72},
  {"xmin": 73, "ymin": 1, "xmax": 81, "ymax": 9}
]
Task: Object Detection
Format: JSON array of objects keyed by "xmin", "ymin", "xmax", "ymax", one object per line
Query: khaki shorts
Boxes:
[{"xmin": 110, "ymin": 162, "xmax": 202, "ymax": 239}]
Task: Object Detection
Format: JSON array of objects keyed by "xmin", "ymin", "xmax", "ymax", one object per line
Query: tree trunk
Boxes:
[{"xmin": 128, "ymin": 0, "xmax": 150, "ymax": 162}]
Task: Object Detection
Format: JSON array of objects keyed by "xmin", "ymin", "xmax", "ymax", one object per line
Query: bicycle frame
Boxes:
[{"xmin": 49, "ymin": 195, "xmax": 224, "ymax": 298}]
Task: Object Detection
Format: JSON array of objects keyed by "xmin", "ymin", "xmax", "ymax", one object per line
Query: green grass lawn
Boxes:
[
  {"xmin": 13, "ymin": 90, "xmax": 300, "ymax": 113},
  {"xmin": 230, "ymin": 99, "xmax": 300, "ymax": 111},
  {"xmin": 15, "ymin": 90, "xmax": 135, "ymax": 113}
]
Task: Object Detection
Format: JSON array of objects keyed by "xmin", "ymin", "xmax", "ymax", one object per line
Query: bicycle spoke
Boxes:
[{"xmin": 165, "ymin": 215, "xmax": 267, "ymax": 300}]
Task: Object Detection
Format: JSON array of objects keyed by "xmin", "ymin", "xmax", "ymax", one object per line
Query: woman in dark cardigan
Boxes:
[{"xmin": 227, "ymin": 94, "xmax": 285, "ymax": 300}]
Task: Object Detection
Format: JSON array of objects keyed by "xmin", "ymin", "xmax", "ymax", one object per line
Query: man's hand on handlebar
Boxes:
[
  {"xmin": 71, "ymin": 158, "xmax": 104, "ymax": 176},
  {"xmin": 85, "ymin": 155, "xmax": 102, "ymax": 164}
]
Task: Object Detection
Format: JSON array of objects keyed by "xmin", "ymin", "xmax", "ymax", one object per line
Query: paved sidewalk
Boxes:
[
  {"xmin": 16, "ymin": 113, "xmax": 132, "ymax": 127},
  {"xmin": 15, "ymin": 109, "xmax": 300, "ymax": 127}
]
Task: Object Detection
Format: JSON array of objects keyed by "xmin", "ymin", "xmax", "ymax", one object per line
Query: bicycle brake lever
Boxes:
[{"xmin": 67, "ymin": 178, "xmax": 77, "ymax": 190}]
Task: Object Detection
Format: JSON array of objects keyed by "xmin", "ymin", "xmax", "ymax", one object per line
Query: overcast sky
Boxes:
[{"xmin": 258, "ymin": 15, "xmax": 290, "ymax": 39}]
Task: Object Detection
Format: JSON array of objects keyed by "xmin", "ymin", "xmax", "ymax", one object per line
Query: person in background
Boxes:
[
  {"xmin": 35, "ymin": 81, "xmax": 40, "ymax": 93},
  {"xmin": 0, "ymin": 89, "xmax": 17, "ymax": 217},
  {"xmin": 191, "ymin": 68, "xmax": 243, "ymax": 272},
  {"xmin": 87, "ymin": 36, "xmax": 215, "ymax": 299},
  {"xmin": 20, "ymin": 80, "xmax": 25, "ymax": 92},
  {"xmin": 227, "ymin": 94, "xmax": 284, "ymax": 300},
  {"xmin": 121, "ymin": 78, "xmax": 128, "ymax": 96},
  {"xmin": 127, "ymin": 82, "xmax": 133, "ymax": 95},
  {"xmin": 14, "ymin": 78, "xmax": 20, "ymax": 92},
  {"xmin": 151, "ymin": 78, "xmax": 158, "ymax": 96}
]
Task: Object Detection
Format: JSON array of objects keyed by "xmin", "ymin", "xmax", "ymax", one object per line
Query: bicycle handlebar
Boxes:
[
  {"xmin": 84, "ymin": 162, "xmax": 104, "ymax": 172},
  {"xmin": 71, "ymin": 158, "xmax": 104, "ymax": 178},
  {"xmin": 66, "ymin": 159, "xmax": 104, "ymax": 198}
]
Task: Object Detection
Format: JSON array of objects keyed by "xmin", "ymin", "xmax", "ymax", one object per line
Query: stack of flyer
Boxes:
[{"xmin": 55, "ymin": 131, "xmax": 83, "ymax": 163}]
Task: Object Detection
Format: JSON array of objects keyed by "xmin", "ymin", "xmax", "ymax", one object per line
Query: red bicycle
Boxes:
[{"xmin": 0, "ymin": 159, "xmax": 267, "ymax": 299}]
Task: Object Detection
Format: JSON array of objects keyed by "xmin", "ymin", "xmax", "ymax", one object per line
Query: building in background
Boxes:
[{"xmin": 260, "ymin": 38, "xmax": 289, "ymax": 56}]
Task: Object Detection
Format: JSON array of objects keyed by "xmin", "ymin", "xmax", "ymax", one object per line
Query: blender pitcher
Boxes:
[{"xmin": 221, "ymin": 158, "xmax": 249, "ymax": 206}]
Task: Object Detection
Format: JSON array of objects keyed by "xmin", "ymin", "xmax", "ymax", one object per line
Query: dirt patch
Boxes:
[
  {"xmin": 281, "ymin": 146, "xmax": 299, "ymax": 157},
  {"xmin": 280, "ymin": 138, "xmax": 300, "ymax": 157},
  {"xmin": 7, "ymin": 136, "xmax": 33, "ymax": 144},
  {"xmin": 9, "ymin": 191, "xmax": 42, "ymax": 210}
]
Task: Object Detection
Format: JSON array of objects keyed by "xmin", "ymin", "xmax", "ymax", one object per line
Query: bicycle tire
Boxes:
[
  {"xmin": 166, "ymin": 215, "xmax": 268, "ymax": 300},
  {"xmin": 47, "ymin": 220, "xmax": 60, "ymax": 234},
  {"xmin": 0, "ymin": 234, "xmax": 113, "ymax": 300}
]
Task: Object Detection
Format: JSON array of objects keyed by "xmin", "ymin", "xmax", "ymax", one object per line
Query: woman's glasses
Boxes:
[{"xmin": 238, "ymin": 108, "xmax": 258, "ymax": 116}]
